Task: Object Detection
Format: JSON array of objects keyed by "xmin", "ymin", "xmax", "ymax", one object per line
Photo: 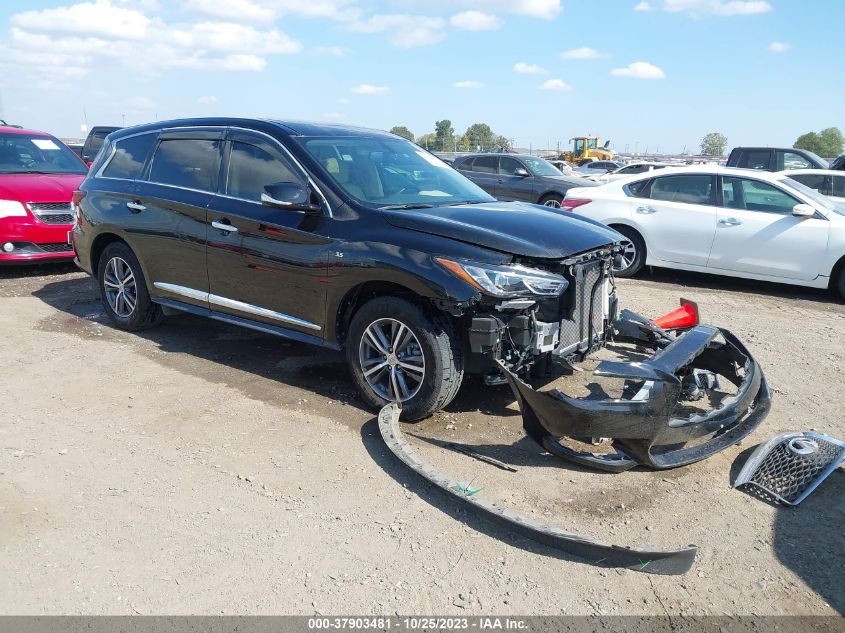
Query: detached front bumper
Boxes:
[{"xmin": 501, "ymin": 319, "xmax": 772, "ymax": 472}]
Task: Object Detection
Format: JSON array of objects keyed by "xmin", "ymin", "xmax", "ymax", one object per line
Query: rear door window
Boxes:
[
  {"xmin": 101, "ymin": 133, "xmax": 156, "ymax": 180},
  {"xmin": 649, "ymin": 174, "xmax": 715, "ymax": 205},
  {"xmin": 472, "ymin": 156, "xmax": 497, "ymax": 174},
  {"xmin": 149, "ymin": 139, "xmax": 221, "ymax": 192},
  {"xmin": 831, "ymin": 175, "xmax": 845, "ymax": 197},
  {"xmin": 738, "ymin": 150, "xmax": 772, "ymax": 170}
]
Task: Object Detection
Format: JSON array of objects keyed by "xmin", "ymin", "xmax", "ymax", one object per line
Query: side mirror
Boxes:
[
  {"xmin": 513, "ymin": 168, "xmax": 530, "ymax": 177},
  {"xmin": 261, "ymin": 182, "xmax": 321, "ymax": 212},
  {"xmin": 792, "ymin": 203, "xmax": 816, "ymax": 218}
]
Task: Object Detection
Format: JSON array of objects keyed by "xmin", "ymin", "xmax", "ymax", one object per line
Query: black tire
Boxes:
[
  {"xmin": 346, "ymin": 296, "xmax": 464, "ymax": 421},
  {"xmin": 836, "ymin": 266, "xmax": 845, "ymax": 301},
  {"xmin": 610, "ymin": 226, "xmax": 646, "ymax": 278},
  {"xmin": 539, "ymin": 193, "xmax": 564, "ymax": 209},
  {"xmin": 97, "ymin": 241, "xmax": 163, "ymax": 331}
]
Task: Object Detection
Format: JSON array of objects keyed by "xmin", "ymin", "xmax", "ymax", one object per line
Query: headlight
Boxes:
[
  {"xmin": 0, "ymin": 200, "xmax": 28, "ymax": 219},
  {"xmin": 436, "ymin": 257, "xmax": 568, "ymax": 298}
]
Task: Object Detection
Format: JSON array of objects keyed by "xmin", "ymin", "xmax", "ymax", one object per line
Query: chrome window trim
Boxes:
[
  {"xmin": 152, "ymin": 282, "xmax": 321, "ymax": 331},
  {"xmin": 93, "ymin": 125, "xmax": 333, "ymax": 217}
]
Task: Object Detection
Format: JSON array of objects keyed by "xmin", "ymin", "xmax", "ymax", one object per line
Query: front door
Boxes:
[
  {"xmin": 707, "ymin": 176, "xmax": 829, "ymax": 281},
  {"xmin": 205, "ymin": 129, "xmax": 331, "ymax": 335},
  {"xmin": 496, "ymin": 156, "xmax": 535, "ymax": 203}
]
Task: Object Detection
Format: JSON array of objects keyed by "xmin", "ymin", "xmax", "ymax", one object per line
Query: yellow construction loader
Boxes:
[{"xmin": 561, "ymin": 136, "xmax": 615, "ymax": 165}]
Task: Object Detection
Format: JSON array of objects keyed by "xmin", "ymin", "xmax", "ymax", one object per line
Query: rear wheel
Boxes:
[
  {"xmin": 836, "ymin": 266, "xmax": 845, "ymax": 301},
  {"xmin": 97, "ymin": 242, "xmax": 163, "ymax": 331},
  {"xmin": 346, "ymin": 297, "xmax": 463, "ymax": 420},
  {"xmin": 540, "ymin": 193, "xmax": 563, "ymax": 208},
  {"xmin": 609, "ymin": 226, "xmax": 646, "ymax": 277}
]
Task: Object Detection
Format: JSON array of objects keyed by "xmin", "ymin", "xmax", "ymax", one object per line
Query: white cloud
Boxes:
[
  {"xmin": 633, "ymin": 1, "xmax": 654, "ymax": 10},
  {"xmin": 338, "ymin": 97, "xmax": 351, "ymax": 104},
  {"xmin": 183, "ymin": 0, "xmax": 362, "ymax": 22},
  {"xmin": 539, "ymin": 78, "xmax": 571, "ymax": 91},
  {"xmin": 560, "ymin": 46, "xmax": 608, "ymax": 60},
  {"xmin": 2, "ymin": 1, "xmax": 302, "ymax": 79},
  {"xmin": 351, "ymin": 84, "xmax": 390, "ymax": 95},
  {"xmin": 476, "ymin": 0, "xmax": 560, "ymax": 19},
  {"xmin": 11, "ymin": 0, "xmax": 153, "ymax": 40},
  {"xmin": 453, "ymin": 80, "xmax": 483, "ymax": 88},
  {"xmin": 449, "ymin": 10, "xmax": 503, "ymax": 30},
  {"xmin": 347, "ymin": 14, "xmax": 446, "ymax": 47},
  {"xmin": 662, "ymin": 0, "xmax": 772, "ymax": 16},
  {"xmin": 513, "ymin": 62, "xmax": 548, "ymax": 74},
  {"xmin": 197, "ymin": 95, "xmax": 218, "ymax": 104},
  {"xmin": 182, "ymin": 0, "xmax": 276, "ymax": 23},
  {"xmin": 313, "ymin": 45, "xmax": 350, "ymax": 56},
  {"xmin": 610, "ymin": 61, "xmax": 666, "ymax": 79},
  {"xmin": 768, "ymin": 41, "xmax": 790, "ymax": 53}
]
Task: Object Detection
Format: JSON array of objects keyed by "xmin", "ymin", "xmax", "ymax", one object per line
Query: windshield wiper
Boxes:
[
  {"xmin": 379, "ymin": 203, "xmax": 435, "ymax": 210},
  {"xmin": 445, "ymin": 200, "xmax": 490, "ymax": 206}
]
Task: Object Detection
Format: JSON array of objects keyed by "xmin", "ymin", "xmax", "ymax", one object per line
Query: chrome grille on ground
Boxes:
[
  {"xmin": 28, "ymin": 202, "xmax": 74, "ymax": 225},
  {"xmin": 38, "ymin": 242, "xmax": 74, "ymax": 253}
]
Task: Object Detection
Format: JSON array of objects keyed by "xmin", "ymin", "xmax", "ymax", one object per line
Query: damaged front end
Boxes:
[{"xmin": 501, "ymin": 307, "xmax": 772, "ymax": 472}]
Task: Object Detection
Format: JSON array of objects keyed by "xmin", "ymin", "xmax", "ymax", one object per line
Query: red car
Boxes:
[{"xmin": 0, "ymin": 125, "xmax": 89, "ymax": 263}]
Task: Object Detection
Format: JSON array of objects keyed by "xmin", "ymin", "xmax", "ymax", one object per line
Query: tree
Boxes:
[
  {"xmin": 794, "ymin": 127, "xmax": 843, "ymax": 157},
  {"xmin": 434, "ymin": 119, "xmax": 455, "ymax": 151},
  {"xmin": 463, "ymin": 123, "xmax": 496, "ymax": 151},
  {"xmin": 416, "ymin": 132, "xmax": 436, "ymax": 149},
  {"xmin": 700, "ymin": 132, "xmax": 727, "ymax": 157},
  {"xmin": 794, "ymin": 132, "xmax": 823, "ymax": 154},
  {"xmin": 389, "ymin": 126, "xmax": 414, "ymax": 141}
]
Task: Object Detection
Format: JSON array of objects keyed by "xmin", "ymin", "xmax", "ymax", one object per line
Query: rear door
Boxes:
[
  {"xmin": 460, "ymin": 155, "xmax": 499, "ymax": 197},
  {"xmin": 707, "ymin": 175, "xmax": 829, "ymax": 281},
  {"xmin": 496, "ymin": 156, "xmax": 535, "ymax": 202},
  {"xmin": 205, "ymin": 128, "xmax": 331, "ymax": 335},
  {"xmin": 135, "ymin": 128, "xmax": 223, "ymax": 307},
  {"xmin": 631, "ymin": 173, "xmax": 719, "ymax": 265}
]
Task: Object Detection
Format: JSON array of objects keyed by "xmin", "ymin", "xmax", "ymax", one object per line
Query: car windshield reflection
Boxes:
[{"xmin": 299, "ymin": 136, "xmax": 494, "ymax": 208}]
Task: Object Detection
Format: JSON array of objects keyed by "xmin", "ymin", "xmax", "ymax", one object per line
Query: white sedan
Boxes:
[
  {"xmin": 586, "ymin": 161, "xmax": 676, "ymax": 184},
  {"xmin": 562, "ymin": 166, "xmax": 845, "ymax": 298},
  {"xmin": 779, "ymin": 168, "xmax": 845, "ymax": 202}
]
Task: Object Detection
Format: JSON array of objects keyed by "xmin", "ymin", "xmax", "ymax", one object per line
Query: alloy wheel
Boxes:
[
  {"xmin": 359, "ymin": 318, "xmax": 425, "ymax": 403},
  {"xmin": 613, "ymin": 241, "xmax": 637, "ymax": 273},
  {"xmin": 103, "ymin": 256, "xmax": 137, "ymax": 318},
  {"xmin": 543, "ymin": 199, "xmax": 562, "ymax": 208}
]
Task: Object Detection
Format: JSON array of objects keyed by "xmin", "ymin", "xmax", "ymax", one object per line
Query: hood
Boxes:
[
  {"xmin": 537, "ymin": 174, "xmax": 598, "ymax": 189},
  {"xmin": 383, "ymin": 201, "xmax": 622, "ymax": 259},
  {"xmin": 0, "ymin": 173, "xmax": 86, "ymax": 203}
]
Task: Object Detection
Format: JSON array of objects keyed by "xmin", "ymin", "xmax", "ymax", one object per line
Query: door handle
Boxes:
[
  {"xmin": 635, "ymin": 205, "xmax": 657, "ymax": 214},
  {"xmin": 126, "ymin": 201, "xmax": 146, "ymax": 213},
  {"xmin": 211, "ymin": 220, "xmax": 238, "ymax": 233},
  {"xmin": 718, "ymin": 218, "xmax": 742, "ymax": 226}
]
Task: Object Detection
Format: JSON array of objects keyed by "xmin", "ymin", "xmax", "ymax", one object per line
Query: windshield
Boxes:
[
  {"xmin": 803, "ymin": 150, "xmax": 829, "ymax": 169},
  {"xmin": 299, "ymin": 136, "xmax": 494, "ymax": 207},
  {"xmin": 781, "ymin": 176, "xmax": 844, "ymax": 215},
  {"xmin": 522, "ymin": 156, "xmax": 564, "ymax": 177},
  {"xmin": 0, "ymin": 133, "xmax": 87, "ymax": 175}
]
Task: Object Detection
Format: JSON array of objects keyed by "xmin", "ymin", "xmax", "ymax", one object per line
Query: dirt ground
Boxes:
[{"xmin": 0, "ymin": 262, "xmax": 842, "ymax": 617}]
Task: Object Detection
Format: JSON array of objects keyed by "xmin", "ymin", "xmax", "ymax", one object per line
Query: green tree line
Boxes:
[{"xmin": 390, "ymin": 121, "xmax": 511, "ymax": 151}]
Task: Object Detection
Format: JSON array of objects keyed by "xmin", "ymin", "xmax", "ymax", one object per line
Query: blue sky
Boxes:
[{"xmin": 0, "ymin": 0, "xmax": 841, "ymax": 153}]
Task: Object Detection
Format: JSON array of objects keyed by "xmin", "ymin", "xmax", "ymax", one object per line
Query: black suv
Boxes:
[
  {"xmin": 726, "ymin": 146, "xmax": 828, "ymax": 171},
  {"xmin": 452, "ymin": 153, "xmax": 593, "ymax": 208},
  {"xmin": 73, "ymin": 118, "xmax": 623, "ymax": 419}
]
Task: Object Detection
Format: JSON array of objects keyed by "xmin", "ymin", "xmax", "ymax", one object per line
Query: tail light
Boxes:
[
  {"xmin": 561, "ymin": 197, "xmax": 591, "ymax": 212},
  {"xmin": 71, "ymin": 190, "xmax": 86, "ymax": 225}
]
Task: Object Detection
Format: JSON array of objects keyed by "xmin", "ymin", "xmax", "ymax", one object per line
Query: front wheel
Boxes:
[
  {"xmin": 610, "ymin": 226, "xmax": 646, "ymax": 278},
  {"xmin": 346, "ymin": 297, "xmax": 464, "ymax": 420},
  {"xmin": 835, "ymin": 266, "xmax": 845, "ymax": 301}
]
